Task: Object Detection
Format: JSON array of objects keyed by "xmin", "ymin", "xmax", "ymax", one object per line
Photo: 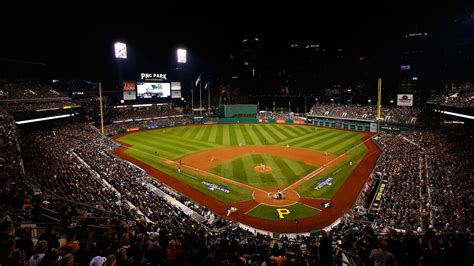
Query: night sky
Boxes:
[{"xmin": 0, "ymin": 1, "xmax": 472, "ymax": 84}]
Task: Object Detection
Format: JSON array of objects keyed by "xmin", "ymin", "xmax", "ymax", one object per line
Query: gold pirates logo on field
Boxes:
[{"xmin": 276, "ymin": 208, "xmax": 291, "ymax": 219}]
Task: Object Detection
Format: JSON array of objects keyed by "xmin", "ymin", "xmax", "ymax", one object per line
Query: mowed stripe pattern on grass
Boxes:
[
  {"xmin": 209, "ymin": 154, "xmax": 316, "ymax": 189},
  {"xmin": 161, "ymin": 124, "xmax": 316, "ymax": 146},
  {"xmin": 122, "ymin": 147, "xmax": 253, "ymax": 203},
  {"xmin": 116, "ymin": 124, "xmax": 370, "ymax": 203},
  {"xmin": 117, "ymin": 124, "xmax": 367, "ymax": 160}
]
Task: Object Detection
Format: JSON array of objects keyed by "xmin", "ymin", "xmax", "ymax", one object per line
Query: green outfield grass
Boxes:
[
  {"xmin": 295, "ymin": 143, "xmax": 368, "ymax": 199},
  {"xmin": 209, "ymin": 154, "xmax": 316, "ymax": 189},
  {"xmin": 123, "ymin": 147, "xmax": 253, "ymax": 203},
  {"xmin": 117, "ymin": 124, "xmax": 370, "ymax": 204},
  {"xmin": 247, "ymin": 203, "xmax": 320, "ymax": 221}
]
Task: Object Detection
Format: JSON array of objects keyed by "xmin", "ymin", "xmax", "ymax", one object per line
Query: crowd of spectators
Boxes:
[
  {"xmin": 19, "ymin": 123, "xmax": 132, "ymax": 216},
  {"xmin": 309, "ymin": 104, "xmax": 422, "ymax": 124},
  {"xmin": 0, "ymin": 105, "xmax": 472, "ymax": 265},
  {"xmin": 73, "ymin": 140, "xmax": 201, "ymax": 228},
  {"xmin": 1, "ymin": 100, "xmax": 77, "ymax": 114},
  {"xmin": 104, "ymin": 117, "xmax": 192, "ymax": 135},
  {"xmin": 0, "ymin": 80, "xmax": 78, "ymax": 114},
  {"xmin": 402, "ymin": 126, "xmax": 474, "ymax": 234},
  {"xmin": 0, "ymin": 110, "xmax": 23, "ymax": 177},
  {"xmin": 428, "ymin": 83, "xmax": 474, "ymax": 108},
  {"xmin": 111, "ymin": 107, "xmax": 181, "ymax": 122},
  {"xmin": 256, "ymin": 112, "xmax": 304, "ymax": 120},
  {"xmin": 371, "ymin": 134, "xmax": 422, "ymax": 228},
  {"xmin": 1, "ymin": 120, "xmax": 337, "ymax": 265},
  {"xmin": 361, "ymin": 125, "xmax": 473, "ymax": 235},
  {"xmin": 327, "ymin": 220, "xmax": 471, "ymax": 265},
  {"xmin": 0, "ymin": 80, "xmax": 65, "ymax": 100}
]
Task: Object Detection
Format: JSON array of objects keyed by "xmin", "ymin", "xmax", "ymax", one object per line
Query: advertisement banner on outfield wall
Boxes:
[
  {"xmin": 293, "ymin": 120, "xmax": 305, "ymax": 125},
  {"xmin": 370, "ymin": 123, "xmax": 378, "ymax": 132},
  {"xmin": 275, "ymin": 119, "xmax": 286, "ymax": 124},
  {"xmin": 397, "ymin": 94, "xmax": 413, "ymax": 106},
  {"xmin": 126, "ymin": 127, "xmax": 140, "ymax": 132}
]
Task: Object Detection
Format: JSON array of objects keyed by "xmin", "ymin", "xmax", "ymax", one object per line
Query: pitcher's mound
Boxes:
[{"xmin": 254, "ymin": 165, "xmax": 273, "ymax": 173}]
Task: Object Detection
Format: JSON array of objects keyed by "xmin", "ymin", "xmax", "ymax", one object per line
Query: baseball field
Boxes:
[{"xmin": 112, "ymin": 123, "xmax": 381, "ymax": 233}]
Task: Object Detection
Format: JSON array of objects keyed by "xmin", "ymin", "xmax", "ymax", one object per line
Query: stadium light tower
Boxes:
[{"xmin": 177, "ymin": 48, "xmax": 187, "ymax": 63}]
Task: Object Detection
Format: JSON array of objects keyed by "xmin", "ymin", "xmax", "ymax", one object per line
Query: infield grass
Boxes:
[
  {"xmin": 247, "ymin": 203, "xmax": 320, "ymax": 221},
  {"xmin": 117, "ymin": 124, "xmax": 369, "ymax": 203}
]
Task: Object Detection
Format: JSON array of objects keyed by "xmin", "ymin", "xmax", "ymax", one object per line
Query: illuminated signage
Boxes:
[
  {"xmin": 400, "ymin": 65, "xmax": 411, "ymax": 71},
  {"xmin": 140, "ymin": 73, "xmax": 167, "ymax": 80},
  {"xmin": 397, "ymin": 94, "xmax": 414, "ymax": 106}
]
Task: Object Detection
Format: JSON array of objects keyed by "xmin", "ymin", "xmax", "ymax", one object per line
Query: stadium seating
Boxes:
[
  {"xmin": 0, "ymin": 80, "xmax": 65, "ymax": 100},
  {"xmin": 428, "ymin": 83, "xmax": 474, "ymax": 108},
  {"xmin": 111, "ymin": 107, "xmax": 182, "ymax": 121},
  {"xmin": 309, "ymin": 103, "xmax": 422, "ymax": 124},
  {"xmin": 0, "ymin": 105, "xmax": 472, "ymax": 265}
]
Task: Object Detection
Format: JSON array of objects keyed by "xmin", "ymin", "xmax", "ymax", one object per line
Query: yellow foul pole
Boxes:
[
  {"xmin": 377, "ymin": 78, "xmax": 382, "ymax": 132},
  {"xmin": 99, "ymin": 82, "xmax": 104, "ymax": 135}
]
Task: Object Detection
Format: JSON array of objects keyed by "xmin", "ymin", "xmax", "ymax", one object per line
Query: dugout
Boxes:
[{"xmin": 218, "ymin": 104, "xmax": 257, "ymax": 118}]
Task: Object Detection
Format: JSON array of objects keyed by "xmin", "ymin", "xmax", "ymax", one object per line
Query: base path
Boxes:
[
  {"xmin": 112, "ymin": 130, "xmax": 381, "ymax": 233},
  {"xmin": 180, "ymin": 145, "xmax": 337, "ymax": 170}
]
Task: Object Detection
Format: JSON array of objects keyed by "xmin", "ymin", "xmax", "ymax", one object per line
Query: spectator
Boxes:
[
  {"xmin": 29, "ymin": 240, "xmax": 49, "ymax": 266},
  {"xmin": 319, "ymin": 230, "xmax": 333, "ymax": 266},
  {"xmin": 369, "ymin": 240, "xmax": 397, "ymax": 266},
  {"xmin": 38, "ymin": 225, "xmax": 60, "ymax": 251}
]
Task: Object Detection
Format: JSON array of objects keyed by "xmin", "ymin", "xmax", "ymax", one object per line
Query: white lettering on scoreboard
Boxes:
[{"xmin": 140, "ymin": 73, "xmax": 168, "ymax": 80}]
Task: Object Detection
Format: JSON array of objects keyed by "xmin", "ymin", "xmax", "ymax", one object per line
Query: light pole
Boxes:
[
  {"xmin": 112, "ymin": 41, "xmax": 127, "ymax": 134},
  {"xmin": 176, "ymin": 48, "xmax": 187, "ymax": 112},
  {"xmin": 114, "ymin": 41, "xmax": 127, "ymax": 86}
]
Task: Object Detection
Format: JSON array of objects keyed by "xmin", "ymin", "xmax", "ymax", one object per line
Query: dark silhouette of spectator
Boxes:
[
  {"xmin": 15, "ymin": 227, "xmax": 34, "ymax": 260},
  {"xmin": 319, "ymin": 230, "xmax": 333, "ymax": 266},
  {"xmin": 38, "ymin": 225, "xmax": 60, "ymax": 250},
  {"xmin": 6, "ymin": 248, "xmax": 25, "ymax": 266},
  {"xmin": 387, "ymin": 229, "xmax": 402, "ymax": 264},
  {"xmin": 401, "ymin": 226, "xmax": 420, "ymax": 265},
  {"xmin": 369, "ymin": 240, "xmax": 396, "ymax": 266},
  {"xmin": 0, "ymin": 237, "xmax": 15, "ymax": 266},
  {"xmin": 29, "ymin": 240, "xmax": 49, "ymax": 266}
]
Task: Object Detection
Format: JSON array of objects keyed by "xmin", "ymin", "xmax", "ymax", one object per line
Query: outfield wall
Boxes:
[
  {"xmin": 218, "ymin": 104, "xmax": 258, "ymax": 118},
  {"xmin": 107, "ymin": 116, "xmax": 372, "ymax": 138},
  {"xmin": 307, "ymin": 115, "xmax": 376, "ymax": 132},
  {"xmin": 219, "ymin": 118, "xmax": 306, "ymax": 124},
  {"xmin": 107, "ymin": 118, "xmax": 308, "ymax": 136}
]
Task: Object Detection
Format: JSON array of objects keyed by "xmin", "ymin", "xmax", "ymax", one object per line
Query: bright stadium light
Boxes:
[
  {"xmin": 15, "ymin": 114, "xmax": 74, "ymax": 125},
  {"xmin": 177, "ymin": 48, "xmax": 187, "ymax": 63},
  {"xmin": 114, "ymin": 42, "xmax": 127, "ymax": 59}
]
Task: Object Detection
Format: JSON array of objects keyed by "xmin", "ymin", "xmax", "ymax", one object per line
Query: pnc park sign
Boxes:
[{"xmin": 140, "ymin": 73, "xmax": 168, "ymax": 80}]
